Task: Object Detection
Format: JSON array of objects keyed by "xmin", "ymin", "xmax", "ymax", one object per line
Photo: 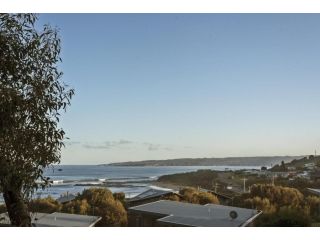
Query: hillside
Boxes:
[
  {"xmin": 270, "ymin": 155, "xmax": 320, "ymax": 171},
  {"xmin": 105, "ymin": 156, "xmax": 302, "ymax": 167}
]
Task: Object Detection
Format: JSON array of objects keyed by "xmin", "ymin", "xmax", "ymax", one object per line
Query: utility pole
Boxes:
[
  {"xmin": 214, "ymin": 182, "xmax": 220, "ymax": 193},
  {"xmin": 241, "ymin": 178, "xmax": 247, "ymax": 193},
  {"xmin": 212, "ymin": 180, "xmax": 219, "ymax": 193},
  {"xmin": 272, "ymin": 175, "xmax": 275, "ymax": 186}
]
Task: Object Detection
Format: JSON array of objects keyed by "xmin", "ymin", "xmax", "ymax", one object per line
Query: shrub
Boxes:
[
  {"xmin": 61, "ymin": 188, "xmax": 127, "ymax": 227},
  {"xmin": 162, "ymin": 194, "xmax": 181, "ymax": 202},
  {"xmin": 28, "ymin": 196, "xmax": 61, "ymax": 213},
  {"xmin": 254, "ymin": 206, "xmax": 312, "ymax": 227},
  {"xmin": 306, "ymin": 196, "xmax": 320, "ymax": 221},
  {"xmin": 197, "ymin": 192, "xmax": 219, "ymax": 205},
  {"xmin": 179, "ymin": 187, "xmax": 219, "ymax": 205},
  {"xmin": 113, "ymin": 192, "xmax": 126, "ymax": 205},
  {"xmin": 0, "ymin": 204, "xmax": 7, "ymax": 214}
]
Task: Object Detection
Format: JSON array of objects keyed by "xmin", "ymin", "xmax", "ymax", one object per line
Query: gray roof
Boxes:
[
  {"xmin": 129, "ymin": 200, "xmax": 261, "ymax": 227},
  {"xmin": 0, "ymin": 212, "xmax": 101, "ymax": 227},
  {"xmin": 128, "ymin": 188, "xmax": 177, "ymax": 202},
  {"xmin": 56, "ymin": 194, "xmax": 77, "ymax": 204},
  {"xmin": 307, "ymin": 188, "xmax": 320, "ymax": 196}
]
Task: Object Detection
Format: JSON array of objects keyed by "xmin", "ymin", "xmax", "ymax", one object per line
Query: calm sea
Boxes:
[{"xmin": 0, "ymin": 165, "xmax": 260, "ymax": 203}]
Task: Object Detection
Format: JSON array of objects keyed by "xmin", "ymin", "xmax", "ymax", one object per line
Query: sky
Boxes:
[{"xmin": 37, "ymin": 14, "xmax": 320, "ymax": 165}]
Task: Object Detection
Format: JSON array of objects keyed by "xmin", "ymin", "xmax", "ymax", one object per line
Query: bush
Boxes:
[
  {"xmin": 113, "ymin": 192, "xmax": 126, "ymax": 205},
  {"xmin": 234, "ymin": 184, "xmax": 315, "ymax": 226},
  {"xmin": 247, "ymin": 184, "xmax": 304, "ymax": 209},
  {"xmin": 0, "ymin": 204, "xmax": 7, "ymax": 214},
  {"xmin": 162, "ymin": 194, "xmax": 181, "ymax": 202},
  {"xmin": 61, "ymin": 188, "xmax": 127, "ymax": 227},
  {"xmin": 243, "ymin": 197, "xmax": 276, "ymax": 214},
  {"xmin": 197, "ymin": 192, "xmax": 219, "ymax": 205},
  {"xmin": 306, "ymin": 196, "xmax": 320, "ymax": 221},
  {"xmin": 179, "ymin": 187, "xmax": 219, "ymax": 205},
  {"xmin": 29, "ymin": 196, "xmax": 61, "ymax": 213},
  {"xmin": 254, "ymin": 207, "xmax": 312, "ymax": 227}
]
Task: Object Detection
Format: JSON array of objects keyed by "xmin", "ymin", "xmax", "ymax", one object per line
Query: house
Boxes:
[
  {"xmin": 198, "ymin": 187, "xmax": 235, "ymax": 205},
  {"xmin": 56, "ymin": 192, "xmax": 76, "ymax": 204},
  {"xmin": 126, "ymin": 187, "xmax": 180, "ymax": 207},
  {"xmin": 287, "ymin": 166, "xmax": 296, "ymax": 171},
  {"xmin": 0, "ymin": 212, "xmax": 101, "ymax": 227},
  {"xmin": 310, "ymin": 171, "xmax": 320, "ymax": 181},
  {"xmin": 128, "ymin": 200, "xmax": 262, "ymax": 227},
  {"xmin": 307, "ymin": 188, "xmax": 320, "ymax": 196}
]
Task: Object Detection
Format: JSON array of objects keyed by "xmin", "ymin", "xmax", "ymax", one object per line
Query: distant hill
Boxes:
[
  {"xmin": 104, "ymin": 156, "xmax": 303, "ymax": 167},
  {"xmin": 270, "ymin": 155, "xmax": 320, "ymax": 171}
]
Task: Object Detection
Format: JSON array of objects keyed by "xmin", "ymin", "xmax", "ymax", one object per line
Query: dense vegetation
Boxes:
[
  {"xmin": 163, "ymin": 187, "xmax": 220, "ymax": 205},
  {"xmin": 61, "ymin": 188, "xmax": 127, "ymax": 227},
  {"xmin": 29, "ymin": 196, "xmax": 61, "ymax": 213},
  {"xmin": 158, "ymin": 170, "xmax": 219, "ymax": 189},
  {"xmin": 178, "ymin": 187, "xmax": 219, "ymax": 205},
  {"xmin": 0, "ymin": 204, "xmax": 7, "ymax": 214},
  {"xmin": 234, "ymin": 184, "xmax": 320, "ymax": 226}
]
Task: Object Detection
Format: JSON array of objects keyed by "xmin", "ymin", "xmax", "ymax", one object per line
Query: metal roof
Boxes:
[
  {"xmin": 129, "ymin": 200, "xmax": 261, "ymax": 227},
  {"xmin": 307, "ymin": 188, "xmax": 320, "ymax": 196},
  {"xmin": 56, "ymin": 194, "xmax": 77, "ymax": 204},
  {"xmin": 0, "ymin": 212, "xmax": 101, "ymax": 227},
  {"xmin": 128, "ymin": 188, "xmax": 178, "ymax": 202}
]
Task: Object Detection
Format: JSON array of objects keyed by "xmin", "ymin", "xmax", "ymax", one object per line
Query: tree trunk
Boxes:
[{"xmin": 3, "ymin": 189, "xmax": 31, "ymax": 226}]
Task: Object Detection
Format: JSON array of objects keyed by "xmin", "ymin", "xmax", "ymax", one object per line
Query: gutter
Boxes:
[{"xmin": 239, "ymin": 210, "xmax": 263, "ymax": 227}]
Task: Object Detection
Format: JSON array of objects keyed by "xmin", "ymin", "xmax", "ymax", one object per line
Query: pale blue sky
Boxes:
[{"xmin": 38, "ymin": 14, "xmax": 320, "ymax": 164}]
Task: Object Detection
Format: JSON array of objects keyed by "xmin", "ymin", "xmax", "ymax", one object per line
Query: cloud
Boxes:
[
  {"xmin": 64, "ymin": 141, "xmax": 81, "ymax": 146},
  {"xmin": 118, "ymin": 139, "xmax": 133, "ymax": 144},
  {"xmin": 80, "ymin": 139, "xmax": 174, "ymax": 152},
  {"xmin": 82, "ymin": 139, "xmax": 134, "ymax": 149},
  {"xmin": 143, "ymin": 142, "xmax": 173, "ymax": 151},
  {"xmin": 83, "ymin": 143, "xmax": 111, "ymax": 149}
]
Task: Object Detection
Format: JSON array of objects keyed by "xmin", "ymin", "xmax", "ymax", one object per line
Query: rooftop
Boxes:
[
  {"xmin": 129, "ymin": 200, "xmax": 262, "ymax": 227},
  {"xmin": 128, "ymin": 188, "xmax": 178, "ymax": 202},
  {"xmin": 307, "ymin": 188, "xmax": 320, "ymax": 196},
  {"xmin": 56, "ymin": 193, "xmax": 77, "ymax": 204},
  {"xmin": 0, "ymin": 212, "xmax": 101, "ymax": 227}
]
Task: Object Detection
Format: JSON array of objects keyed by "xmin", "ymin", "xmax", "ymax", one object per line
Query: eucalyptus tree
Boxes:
[{"xmin": 0, "ymin": 13, "xmax": 74, "ymax": 226}]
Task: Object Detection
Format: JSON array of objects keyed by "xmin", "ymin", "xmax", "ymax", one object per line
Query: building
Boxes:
[
  {"xmin": 0, "ymin": 212, "xmax": 101, "ymax": 227},
  {"xmin": 307, "ymin": 188, "xmax": 320, "ymax": 196},
  {"xmin": 126, "ymin": 187, "xmax": 180, "ymax": 207},
  {"xmin": 310, "ymin": 171, "xmax": 320, "ymax": 181},
  {"xmin": 56, "ymin": 192, "xmax": 77, "ymax": 204},
  {"xmin": 128, "ymin": 200, "xmax": 262, "ymax": 227},
  {"xmin": 198, "ymin": 187, "xmax": 235, "ymax": 205}
]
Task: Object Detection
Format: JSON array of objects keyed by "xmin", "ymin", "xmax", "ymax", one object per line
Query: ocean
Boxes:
[{"xmin": 0, "ymin": 165, "xmax": 260, "ymax": 203}]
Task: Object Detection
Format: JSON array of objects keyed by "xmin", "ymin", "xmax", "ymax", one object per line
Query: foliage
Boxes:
[
  {"xmin": 0, "ymin": 13, "xmax": 74, "ymax": 226},
  {"xmin": 243, "ymin": 197, "xmax": 276, "ymax": 214},
  {"xmin": 254, "ymin": 207, "xmax": 311, "ymax": 227},
  {"xmin": 235, "ymin": 184, "xmax": 314, "ymax": 226},
  {"xmin": 28, "ymin": 196, "xmax": 61, "ymax": 213},
  {"xmin": 246, "ymin": 184, "xmax": 304, "ymax": 209},
  {"xmin": 179, "ymin": 187, "xmax": 219, "ymax": 205},
  {"xmin": 61, "ymin": 188, "xmax": 127, "ymax": 227},
  {"xmin": 113, "ymin": 192, "xmax": 126, "ymax": 206},
  {"xmin": 158, "ymin": 170, "xmax": 218, "ymax": 189},
  {"xmin": 162, "ymin": 194, "xmax": 181, "ymax": 202},
  {"xmin": 0, "ymin": 204, "xmax": 7, "ymax": 213},
  {"xmin": 306, "ymin": 195, "xmax": 320, "ymax": 221}
]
